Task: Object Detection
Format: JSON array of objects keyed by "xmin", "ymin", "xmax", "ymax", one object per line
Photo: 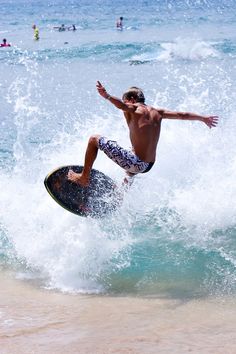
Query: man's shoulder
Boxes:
[{"xmin": 147, "ymin": 105, "xmax": 161, "ymax": 114}]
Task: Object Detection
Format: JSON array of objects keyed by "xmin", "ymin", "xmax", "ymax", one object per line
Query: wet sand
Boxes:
[{"xmin": 1, "ymin": 272, "xmax": 236, "ymax": 354}]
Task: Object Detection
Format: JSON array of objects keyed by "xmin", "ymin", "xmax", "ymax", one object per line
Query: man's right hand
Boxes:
[{"xmin": 96, "ymin": 81, "xmax": 110, "ymax": 99}]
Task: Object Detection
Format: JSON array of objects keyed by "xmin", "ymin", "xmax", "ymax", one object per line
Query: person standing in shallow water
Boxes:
[
  {"xmin": 32, "ymin": 24, "xmax": 39, "ymax": 40},
  {"xmin": 68, "ymin": 81, "xmax": 218, "ymax": 187},
  {"xmin": 116, "ymin": 16, "xmax": 123, "ymax": 30}
]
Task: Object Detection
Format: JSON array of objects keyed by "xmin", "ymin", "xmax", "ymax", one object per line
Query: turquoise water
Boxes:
[{"xmin": 0, "ymin": 0, "xmax": 236, "ymax": 298}]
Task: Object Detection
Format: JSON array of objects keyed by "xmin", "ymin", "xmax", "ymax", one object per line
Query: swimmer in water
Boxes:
[{"xmin": 0, "ymin": 38, "xmax": 11, "ymax": 47}]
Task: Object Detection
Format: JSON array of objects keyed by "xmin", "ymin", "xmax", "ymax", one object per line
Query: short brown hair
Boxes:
[{"xmin": 122, "ymin": 87, "xmax": 145, "ymax": 103}]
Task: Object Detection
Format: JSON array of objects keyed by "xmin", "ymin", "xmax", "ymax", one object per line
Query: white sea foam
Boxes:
[
  {"xmin": 129, "ymin": 38, "xmax": 219, "ymax": 65},
  {"xmin": 159, "ymin": 38, "xmax": 219, "ymax": 61}
]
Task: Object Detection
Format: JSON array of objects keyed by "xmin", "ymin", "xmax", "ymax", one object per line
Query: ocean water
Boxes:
[{"xmin": 0, "ymin": 0, "xmax": 236, "ymax": 299}]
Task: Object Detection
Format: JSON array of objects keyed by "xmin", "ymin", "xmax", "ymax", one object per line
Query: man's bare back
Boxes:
[
  {"xmin": 67, "ymin": 81, "xmax": 218, "ymax": 187},
  {"xmin": 123, "ymin": 104, "xmax": 162, "ymax": 162}
]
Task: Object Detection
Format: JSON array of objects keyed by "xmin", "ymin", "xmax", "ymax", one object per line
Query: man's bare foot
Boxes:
[{"xmin": 67, "ymin": 169, "xmax": 89, "ymax": 187}]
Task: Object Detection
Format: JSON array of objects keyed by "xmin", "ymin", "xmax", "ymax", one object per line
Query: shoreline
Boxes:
[{"xmin": 1, "ymin": 272, "xmax": 236, "ymax": 353}]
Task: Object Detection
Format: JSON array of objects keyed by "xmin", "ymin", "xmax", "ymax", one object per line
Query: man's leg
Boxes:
[{"xmin": 68, "ymin": 134, "xmax": 101, "ymax": 187}]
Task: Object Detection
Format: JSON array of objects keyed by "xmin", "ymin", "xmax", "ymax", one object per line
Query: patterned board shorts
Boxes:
[{"xmin": 98, "ymin": 136, "xmax": 154, "ymax": 175}]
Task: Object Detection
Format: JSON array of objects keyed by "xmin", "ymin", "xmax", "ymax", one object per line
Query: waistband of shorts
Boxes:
[{"xmin": 141, "ymin": 162, "xmax": 154, "ymax": 174}]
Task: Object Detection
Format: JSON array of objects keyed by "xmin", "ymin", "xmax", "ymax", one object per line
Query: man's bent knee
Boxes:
[{"xmin": 88, "ymin": 134, "xmax": 101, "ymax": 147}]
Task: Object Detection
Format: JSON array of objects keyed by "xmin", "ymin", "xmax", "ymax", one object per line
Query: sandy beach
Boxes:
[{"xmin": 1, "ymin": 271, "xmax": 236, "ymax": 354}]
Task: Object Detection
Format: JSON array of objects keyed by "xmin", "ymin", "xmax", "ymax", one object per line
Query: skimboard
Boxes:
[{"xmin": 44, "ymin": 165, "xmax": 120, "ymax": 218}]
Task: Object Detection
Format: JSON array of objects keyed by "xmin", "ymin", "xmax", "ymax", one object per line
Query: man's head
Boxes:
[
  {"xmin": 3, "ymin": 38, "xmax": 6, "ymax": 44},
  {"xmin": 122, "ymin": 87, "xmax": 145, "ymax": 103}
]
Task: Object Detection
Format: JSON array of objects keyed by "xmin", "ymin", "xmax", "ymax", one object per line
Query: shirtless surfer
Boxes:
[{"xmin": 68, "ymin": 81, "xmax": 218, "ymax": 187}]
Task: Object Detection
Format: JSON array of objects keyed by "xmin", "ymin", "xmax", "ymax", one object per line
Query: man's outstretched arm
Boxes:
[
  {"xmin": 160, "ymin": 109, "xmax": 219, "ymax": 129},
  {"xmin": 96, "ymin": 81, "xmax": 136, "ymax": 112}
]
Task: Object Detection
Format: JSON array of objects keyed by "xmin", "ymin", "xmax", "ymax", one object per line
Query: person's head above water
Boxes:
[{"xmin": 122, "ymin": 87, "xmax": 145, "ymax": 103}]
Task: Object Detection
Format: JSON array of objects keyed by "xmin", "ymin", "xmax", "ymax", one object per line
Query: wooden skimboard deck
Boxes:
[{"xmin": 44, "ymin": 165, "xmax": 120, "ymax": 218}]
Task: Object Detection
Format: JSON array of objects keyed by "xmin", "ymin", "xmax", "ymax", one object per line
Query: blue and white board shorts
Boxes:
[{"xmin": 98, "ymin": 136, "xmax": 154, "ymax": 175}]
